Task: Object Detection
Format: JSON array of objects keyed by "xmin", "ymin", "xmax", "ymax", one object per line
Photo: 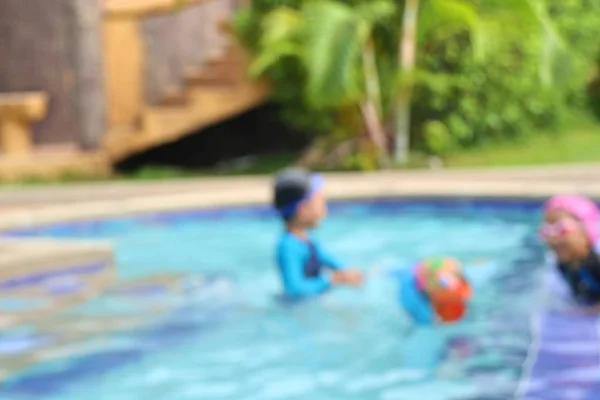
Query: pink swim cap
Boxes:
[{"xmin": 544, "ymin": 195, "xmax": 599, "ymax": 243}]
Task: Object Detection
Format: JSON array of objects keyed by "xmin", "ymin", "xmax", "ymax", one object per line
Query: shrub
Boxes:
[{"xmin": 234, "ymin": 0, "xmax": 597, "ymax": 162}]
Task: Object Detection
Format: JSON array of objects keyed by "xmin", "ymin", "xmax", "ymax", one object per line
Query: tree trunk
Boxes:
[
  {"xmin": 395, "ymin": 0, "xmax": 420, "ymax": 164},
  {"xmin": 361, "ymin": 39, "xmax": 389, "ymax": 166},
  {"xmin": 359, "ymin": 101, "xmax": 389, "ymax": 167},
  {"xmin": 362, "ymin": 38, "xmax": 383, "ymax": 118}
]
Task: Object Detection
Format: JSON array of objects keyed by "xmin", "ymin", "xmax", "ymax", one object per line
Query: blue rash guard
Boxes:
[
  {"xmin": 276, "ymin": 232, "xmax": 346, "ymax": 299},
  {"xmin": 398, "ymin": 267, "xmax": 435, "ymax": 325},
  {"xmin": 546, "ymin": 241, "xmax": 600, "ymax": 306},
  {"xmin": 557, "ymin": 250, "xmax": 600, "ymax": 306}
]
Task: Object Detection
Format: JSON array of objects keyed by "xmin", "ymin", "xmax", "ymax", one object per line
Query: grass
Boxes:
[
  {"xmin": 445, "ymin": 118, "xmax": 600, "ymax": 168},
  {"xmin": 0, "ymin": 154, "xmax": 297, "ymax": 186},
  {"xmin": 5, "ymin": 116, "xmax": 600, "ymax": 186},
  {"xmin": 123, "ymin": 153, "xmax": 297, "ymax": 181}
]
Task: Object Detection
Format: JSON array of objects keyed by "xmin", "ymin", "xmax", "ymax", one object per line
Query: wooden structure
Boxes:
[{"xmin": 0, "ymin": 0, "xmax": 268, "ymax": 181}]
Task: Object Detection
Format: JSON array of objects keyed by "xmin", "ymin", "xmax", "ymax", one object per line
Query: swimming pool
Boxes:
[{"xmin": 0, "ymin": 199, "xmax": 546, "ymax": 399}]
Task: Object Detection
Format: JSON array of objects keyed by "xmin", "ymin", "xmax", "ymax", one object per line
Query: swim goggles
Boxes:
[{"xmin": 538, "ymin": 218, "xmax": 580, "ymax": 240}]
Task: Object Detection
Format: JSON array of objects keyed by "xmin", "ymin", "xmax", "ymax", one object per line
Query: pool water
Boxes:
[{"xmin": 0, "ymin": 199, "xmax": 546, "ymax": 400}]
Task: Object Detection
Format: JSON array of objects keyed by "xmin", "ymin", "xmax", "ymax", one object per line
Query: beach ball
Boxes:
[{"xmin": 414, "ymin": 257, "xmax": 472, "ymax": 323}]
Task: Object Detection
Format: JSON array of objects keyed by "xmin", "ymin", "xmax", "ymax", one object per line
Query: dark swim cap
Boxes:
[{"xmin": 273, "ymin": 168, "xmax": 324, "ymax": 218}]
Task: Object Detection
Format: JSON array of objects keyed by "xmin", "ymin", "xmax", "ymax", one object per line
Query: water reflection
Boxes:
[{"xmin": 0, "ymin": 273, "xmax": 235, "ymax": 394}]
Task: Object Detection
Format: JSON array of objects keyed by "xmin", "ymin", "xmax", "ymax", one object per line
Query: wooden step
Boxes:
[
  {"xmin": 0, "ymin": 149, "xmax": 111, "ymax": 182},
  {"xmin": 105, "ymin": 0, "xmax": 210, "ymax": 17},
  {"xmin": 104, "ymin": 79, "xmax": 270, "ymax": 162},
  {"xmin": 207, "ymin": 46, "xmax": 246, "ymax": 67},
  {"xmin": 159, "ymin": 86, "xmax": 190, "ymax": 107},
  {"xmin": 185, "ymin": 65, "xmax": 239, "ymax": 86}
]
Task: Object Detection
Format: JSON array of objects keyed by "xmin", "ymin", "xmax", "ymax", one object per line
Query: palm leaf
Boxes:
[
  {"xmin": 419, "ymin": 0, "xmax": 479, "ymax": 38},
  {"xmin": 250, "ymin": 43, "xmax": 303, "ymax": 77},
  {"xmin": 477, "ymin": 0, "xmax": 570, "ymax": 86},
  {"xmin": 302, "ymin": 1, "xmax": 369, "ymax": 107},
  {"xmin": 523, "ymin": 0, "xmax": 567, "ymax": 87},
  {"xmin": 355, "ymin": 0, "xmax": 396, "ymax": 25},
  {"xmin": 418, "ymin": 0, "xmax": 573, "ymax": 86},
  {"xmin": 248, "ymin": 7, "xmax": 304, "ymax": 77},
  {"xmin": 418, "ymin": 0, "xmax": 485, "ymax": 58},
  {"xmin": 260, "ymin": 7, "xmax": 304, "ymax": 47}
]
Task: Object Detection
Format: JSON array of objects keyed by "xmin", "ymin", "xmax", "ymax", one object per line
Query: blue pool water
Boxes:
[{"xmin": 0, "ymin": 199, "xmax": 547, "ymax": 400}]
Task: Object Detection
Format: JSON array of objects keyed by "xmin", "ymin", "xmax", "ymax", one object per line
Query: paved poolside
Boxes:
[{"xmin": 2, "ymin": 163, "xmax": 600, "ymax": 230}]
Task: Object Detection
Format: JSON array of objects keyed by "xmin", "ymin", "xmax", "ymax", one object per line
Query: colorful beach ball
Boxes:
[{"xmin": 414, "ymin": 257, "xmax": 472, "ymax": 323}]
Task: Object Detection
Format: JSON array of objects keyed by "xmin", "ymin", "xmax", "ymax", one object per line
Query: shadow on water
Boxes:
[
  {"xmin": 0, "ymin": 274, "xmax": 235, "ymax": 398},
  {"xmin": 4, "ymin": 348, "xmax": 144, "ymax": 396},
  {"xmin": 444, "ymin": 234, "xmax": 546, "ymax": 399},
  {"xmin": 1, "ymin": 306, "xmax": 229, "ymax": 398}
]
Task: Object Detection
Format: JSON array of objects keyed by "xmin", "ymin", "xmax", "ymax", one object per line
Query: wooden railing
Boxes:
[
  {"xmin": 101, "ymin": 0, "xmax": 269, "ymax": 162},
  {"xmin": 102, "ymin": 0, "xmax": 237, "ymax": 129},
  {"xmin": 105, "ymin": 0, "xmax": 215, "ymax": 17},
  {"xmin": 0, "ymin": 0, "xmax": 267, "ymax": 179}
]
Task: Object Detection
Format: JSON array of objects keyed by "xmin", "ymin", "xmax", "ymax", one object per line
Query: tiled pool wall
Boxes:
[{"xmin": 2, "ymin": 197, "xmax": 546, "ymax": 238}]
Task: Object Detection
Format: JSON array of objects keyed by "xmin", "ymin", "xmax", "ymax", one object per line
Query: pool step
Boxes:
[
  {"xmin": 0, "ymin": 272, "xmax": 233, "ymax": 384},
  {"xmin": 0, "ymin": 238, "xmax": 115, "ymax": 329}
]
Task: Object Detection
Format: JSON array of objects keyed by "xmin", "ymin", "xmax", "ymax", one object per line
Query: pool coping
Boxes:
[{"xmin": 4, "ymin": 164, "xmax": 600, "ymax": 230}]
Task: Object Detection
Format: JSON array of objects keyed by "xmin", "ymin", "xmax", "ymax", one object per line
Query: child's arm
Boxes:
[
  {"xmin": 279, "ymin": 250, "xmax": 331, "ymax": 298},
  {"xmin": 313, "ymin": 242, "xmax": 346, "ymax": 270},
  {"xmin": 398, "ymin": 269, "xmax": 435, "ymax": 325},
  {"xmin": 313, "ymin": 242, "xmax": 364, "ymax": 286}
]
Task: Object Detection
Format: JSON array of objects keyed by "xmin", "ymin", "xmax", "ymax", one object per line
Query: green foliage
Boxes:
[
  {"xmin": 548, "ymin": 0, "xmax": 600, "ymax": 60},
  {"xmin": 418, "ymin": 0, "xmax": 479, "ymax": 51},
  {"xmin": 341, "ymin": 151, "xmax": 379, "ymax": 171},
  {"xmin": 248, "ymin": 7, "xmax": 304, "ymax": 77},
  {"xmin": 247, "ymin": 0, "xmax": 395, "ymax": 108},
  {"xmin": 412, "ymin": 27, "xmax": 568, "ymax": 153},
  {"xmin": 447, "ymin": 114, "xmax": 600, "ymax": 167},
  {"xmin": 234, "ymin": 0, "xmax": 599, "ymax": 161},
  {"xmin": 234, "ymin": 1, "xmax": 331, "ymax": 138},
  {"xmin": 547, "ymin": 0, "xmax": 600, "ymax": 116},
  {"xmin": 589, "ymin": 72, "xmax": 600, "ymax": 120},
  {"xmin": 302, "ymin": 1, "xmax": 366, "ymax": 106},
  {"xmin": 423, "ymin": 120, "xmax": 452, "ymax": 155}
]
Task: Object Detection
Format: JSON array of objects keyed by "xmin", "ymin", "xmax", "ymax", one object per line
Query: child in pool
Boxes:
[
  {"xmin": 273, "ymin": 168, "xmax": 364, "ymax": 299},
  {"xmin": 540, "ymin": 194, "xmax": 600, "ymax": 306}
]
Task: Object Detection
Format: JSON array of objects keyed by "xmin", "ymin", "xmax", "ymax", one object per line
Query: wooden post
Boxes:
[
  {"xmin": 103, "ymin": 16, "xmax": 145, "ymax": 128},
  {"xmin": 65, "ymin": 0, "xmax": 107, "ymax": 150},
  {"xmin": 0, "ymin": 92, "xmax": 48, "ymax": 156},
  {"xmin": 0, "ymin": 118, "xmax": 33, "ymax": 155}
]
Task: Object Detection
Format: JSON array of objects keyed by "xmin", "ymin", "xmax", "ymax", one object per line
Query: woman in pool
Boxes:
[{"xmin": 540, "ymin": 194, "xmax": 600, "ymax": 306}]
